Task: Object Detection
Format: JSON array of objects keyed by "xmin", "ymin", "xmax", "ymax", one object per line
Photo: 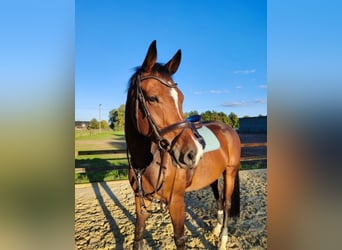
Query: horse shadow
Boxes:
[
  {"xmin": 76, "ymin": 158, "xmax": 126, "ymax": 248},
  {"xmin": 184, "ymin": 191, "xmax": 218, "ymax": 249},
  {"xmin": 92, "ymin": 181, "xmax": 161, "ymax": 249},
  {"xmin": 76, "ymin": 158, "xmax": 219, "ymax": 249},
  {"xmin": 93, "ymin": 181, "xmax": 218, "ymax": 249},
  {"xmin": 75, "ymin": 158, "xmax": 157, "ymax": 249},
  {"xmin": 107, "ymin": 140, "xmax": 127, "ymax": 150},
  {"xmin": 184, "ymin": 187, "xmax": 242, "ymax": 249},
  {"xmin": 90, "ymin": 182, "xmax": 125, "ymax": 248}
]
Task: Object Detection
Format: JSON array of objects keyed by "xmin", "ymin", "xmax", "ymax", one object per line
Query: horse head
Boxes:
[{"xmin": 126, "ymin": 40, "xmax": 203, "ymax": 169}]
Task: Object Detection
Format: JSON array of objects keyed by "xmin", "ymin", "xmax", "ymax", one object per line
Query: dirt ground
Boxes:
[{"xmin": 75, "ymin": 169, "xmax": 267, "ymax": 250}]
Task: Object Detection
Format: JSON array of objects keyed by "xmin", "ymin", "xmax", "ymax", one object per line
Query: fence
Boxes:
[
  {"xmin": 240, "ymin": 142, "xmax": 267, "ymax": 161},
  {"xmin": 75, "ymin": 142, "xmax": 267, "ymax": 174}
]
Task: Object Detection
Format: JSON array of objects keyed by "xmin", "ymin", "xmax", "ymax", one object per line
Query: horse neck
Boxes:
[
  {"xmin": 125, "ymin": 81, "xmax": 164, "ymax": 170},
  {"xmin": 125, "ymin": 108, "xmax": 156, "ymax": 169}
]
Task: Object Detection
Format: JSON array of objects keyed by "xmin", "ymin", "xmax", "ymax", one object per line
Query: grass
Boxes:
[
  {"xmin": 75, "ymin": 169, "xmax": 128, "ymax": 184},
  {"xmin": 239, "ymin": 160, "xmax": 267, "ymax": 171},
  {"xmin": 75, "ymin": 129, "xmax": 124, "ymax": 140},
  {"xmin": 75, "ymin": 155, "xmax": 129, "ymax": 184},
  {"xmin": 75, "ymin": 129, "xmax": 266, "ymax": 184}
]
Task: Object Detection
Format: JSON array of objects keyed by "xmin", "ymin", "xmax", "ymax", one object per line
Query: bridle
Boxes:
[
  {"xmin": 130, "ymin": 72, "xmax": 205, "ymax": 213},
  {"xmin": 135, "ymin": 73, "xmax": 197, "ymax": 153}
]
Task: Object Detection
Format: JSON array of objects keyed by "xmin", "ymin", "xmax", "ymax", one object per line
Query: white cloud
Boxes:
[
  {"xmin": 194, "ymin": 89, "xmax": 230, "ymax": 95},
  {"xmin": 221, "ymin": 98, "xmax": 266, "ymax": 107},
  {"xmin": 209, "ymin": 89, "xmax": 230, "ymax": 94},
  {"xmin": 221, "ymin": 101, "xmax": 249, "ymax": 107},
  {"xmin": 233, "ymin": 69, "xmax": 256, "ymax": 74},
  {"xmin": 254, "ymin": 98, "xmax": 267, "ymax": 104},
  {"xmin": 258, "ymin": 84, "xmax": 267, "ymax": 89}
]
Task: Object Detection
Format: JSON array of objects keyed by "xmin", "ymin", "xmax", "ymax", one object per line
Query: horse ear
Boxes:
[
  {"xmin": 165, "ymin": 49, "xmax": 181, "ymax": 75},
  {"xmin": 141, "ymin": 40, "xmax": 157, "ymax": 73}
]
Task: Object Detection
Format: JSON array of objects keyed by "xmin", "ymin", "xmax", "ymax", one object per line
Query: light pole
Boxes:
[{"xmin": 99, "ymin": 104, "xmax": 102, "ymax": 133}]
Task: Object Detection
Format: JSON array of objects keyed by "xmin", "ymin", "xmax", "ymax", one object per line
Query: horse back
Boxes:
[{"xmin": 186, "ymin": 121, "xmax": 241, "ymax": 191}]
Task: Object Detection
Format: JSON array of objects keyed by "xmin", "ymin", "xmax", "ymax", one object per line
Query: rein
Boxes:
[{"xmin": 128, "ymin": 149, "xmax": 176, "ymax": 214}]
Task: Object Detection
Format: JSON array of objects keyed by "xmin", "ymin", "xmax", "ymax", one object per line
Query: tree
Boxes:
[
  {"xmin": 201, "ymin": 110, "xmax": 224, "ymax": 122},
  {"xmin": 108, "ymin": 104, "xmax": 126, "ymax": 130},
  {"xmin": 117, "ymin": 104, "xmax": 125, "ymax": 129},
  {"xmin": 109, "ymin": 109, "xmax": 119, "ymax": 129},
  {"xmin": 218, "ymin": 112, "xmax": 231, "ymax": 126},
  {"xmin": 89, "ymin": 118, "xmax": 98, "ymax": 129},
  {"xmin": 184, "ymin": 110, "xmax": 199, "ymax": 118},
  {"xmin": 100, "ymin": 120, "xmax": 109, "ymax": 129},
  {"xmin": 201, "ymin": 110, "xmax": 214, "ymax": 121},
  {"xmin": 228, "ymin": 112, "xmax": 239, "ymax": 129},
  {"xmin": 199, "ymin": 110, "xmax": 239, "ymax": 128}
]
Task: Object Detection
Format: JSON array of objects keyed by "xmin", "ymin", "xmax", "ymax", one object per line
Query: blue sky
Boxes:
[
  {"xmin": 75, "ymin": 0, "xmax": 266, "ymax": 121},
  {"xmin": 1, "ymin": 1, "xmax": 342, "ymax": 248}
]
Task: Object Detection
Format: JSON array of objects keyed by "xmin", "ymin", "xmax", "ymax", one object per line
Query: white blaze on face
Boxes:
[
  {"xmin": 192, "ymin": 134, "xmax": 204, "ymax": 165},
  {"xmin": 169, "ymin": 87, "xmax": 204, "ymax": 165},
  {"xmin": 170, "ymin": 88, "xmax": 182, "ymax": 119}
]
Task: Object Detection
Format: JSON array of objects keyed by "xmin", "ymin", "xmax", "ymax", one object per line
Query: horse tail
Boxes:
[{"xmin": 229, "ymin": 171, "xmax": 240, "ymax": 217}]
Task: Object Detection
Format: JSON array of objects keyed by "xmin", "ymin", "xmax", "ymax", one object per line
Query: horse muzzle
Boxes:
[
  {"xmin": 170, "ymin": 133, "xmax": 204, "ymax": 169},
  {"xmin": 159, "ymin": 116, "xmax": 205, "ymax": 169}
]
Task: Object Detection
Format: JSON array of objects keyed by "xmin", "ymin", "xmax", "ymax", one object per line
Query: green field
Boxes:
[{"xmin": 75, "ymin": 129, "xmax": 125, "ymax": 140}]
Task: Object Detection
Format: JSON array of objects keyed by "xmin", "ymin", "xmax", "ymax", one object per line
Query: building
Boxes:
[
  {"xmin": 238, "ymin": 116, "xmax": 267, "ymax": 133},
  {"xmin": 75, "ymin": 121, "xmax": 90, "ymax": 129}
]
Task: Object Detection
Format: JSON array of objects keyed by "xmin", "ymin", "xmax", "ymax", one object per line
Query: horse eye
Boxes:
[{"xmin": 148, "ymin": 96, "xmax": 158, "ymax": 103}]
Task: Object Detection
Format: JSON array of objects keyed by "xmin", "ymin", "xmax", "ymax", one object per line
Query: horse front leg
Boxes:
[
  {"xmin": 133, "ymin": 196, "xmax": 151, "ymax": 250},
  {"xmin": 169, "ymin": 194, "xmax": 186, "ymax": 250},
  {"xmin": 219, "ymin": 167, "xmax": 240, "ymax": 250}
]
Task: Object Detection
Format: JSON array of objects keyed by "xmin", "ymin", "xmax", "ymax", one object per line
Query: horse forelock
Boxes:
[{"xmin": 127, "ymin": 63, "xmax": 175, "ymax": 91}]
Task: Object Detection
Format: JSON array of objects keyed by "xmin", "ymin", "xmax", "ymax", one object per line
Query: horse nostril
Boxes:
[
  {"xmin": 177, "ymin": 149, "xmax": 198, "ymax": 168},
  {"xmin": 187, "ymin": 150, "xmax": 195, "ymax": 163}
]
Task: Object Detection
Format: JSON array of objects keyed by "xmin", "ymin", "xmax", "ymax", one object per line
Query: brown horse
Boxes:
[{"xmin": 125, "ymin": 40, "xmax": 241, "ymax": 250}]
